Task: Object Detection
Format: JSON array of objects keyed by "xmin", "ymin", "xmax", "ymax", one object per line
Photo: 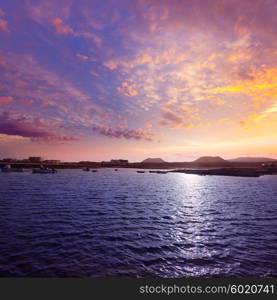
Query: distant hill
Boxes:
[
  {"xmin": 142, "ymin": 158, "xmax": 166, "ymax": 163},
  {"xmin": 228, "ymin": 157, "xmax": 276, "ymax": 163},
  {"xmin": 193, "ymin": 156, "xmax": 227, "ymax": 163}
]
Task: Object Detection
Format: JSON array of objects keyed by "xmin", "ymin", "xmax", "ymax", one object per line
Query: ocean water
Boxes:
[{"xmin": 0, "ymin": 169, "xmax": 276, "ymax": 278}]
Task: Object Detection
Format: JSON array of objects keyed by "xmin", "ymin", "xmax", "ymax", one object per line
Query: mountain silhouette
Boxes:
[{"xmin": 142, "ymin": 158, "xmax": 166, "ymax": 163}]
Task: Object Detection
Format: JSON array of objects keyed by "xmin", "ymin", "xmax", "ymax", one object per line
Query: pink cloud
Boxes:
[
  {"xmin": 52, "ymin": 17, "xmax": 73, "ymax": 35},
  {"xmin": 104, "ymin": 60, "xmax": 118, "ymax": 70},
  {"xmin": 92, "ymin": 124, "xmax": 154, "ymax": 141},
  {"xmin": 0, "ymin": 9, "xmax": 5, "ymax": 17},
  {"xmin": 18, "ymin": 99, "xmax": 34, "ymax": 106},
  {"xmin": 0, "ymin": 18, "xmax": 9, "ymax": 33},
  {"xmin": 76, "ymin": 53, "xmax": 89, "ymax": 61},
  {"xmin": 0, "ymin": 112, "xmax": 81, "ymax": 143},
  {"xmin": 160, "ymin": 103, "xmax": 200, "ymax": 129},
  {"xmin": 31, "ymin": 135, "xmax": 82, "ymax": 143},
  {"xmin": 27, "ymin": 0, "xmax": 73, "ymax": 24},
  {"xmin": 80, "ymin": 31, "xmax": 102, "ymax": 47},
  {"xmin": 0, "ymin": 9, "xmax": 8, "ymax": 33},
  {"xmin": 117, "ymin": 82, "xmax": 138, "ymax": 97},
  {"xmin": 51, "ymin": 17, "xmax": 103, "ymax": 48},
  {"xmin": 132, "ymin": 0, "xmax": 276, "ymax": 39},
  {"xmin": 0, "ymin": 52, "xmax": 95, "ymax": 105},
  {"xmin": 144, "ymin": 122, "xmax": 153, "ymax": 129},
  {"xmin": 0, "ymin": 96, "xmax": 13, "ymax": 105}
]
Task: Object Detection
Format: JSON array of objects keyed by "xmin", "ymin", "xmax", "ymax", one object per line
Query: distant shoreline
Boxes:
[
  {"xmin": 0, "ymin": 161, "xmax": 272, "ymax": 169},
  {"xmin": 1, "ymin": 161, "xmax": 277, "ymax": 177}
]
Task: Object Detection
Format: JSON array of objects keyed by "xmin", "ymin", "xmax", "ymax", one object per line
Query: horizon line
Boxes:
[{"xmin": 1, "ymin": 155, "xmax": 277, "ymax": 164}]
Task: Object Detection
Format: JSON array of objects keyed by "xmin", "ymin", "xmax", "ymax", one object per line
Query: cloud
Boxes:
[
  {"xmin": 51, "ymin": 17, "xmax": 103, "ymax": 48},
  {"xmin": 0, "ymin": 19, "xmax": 9, "ymax": 33},
  {"xmin": 0, "ymin": 133, "xmax": 28, "ymax": 142},
  {"xmin": 1, "ymin": 0, "xmax": 276, "ymax": 156},
  {"xmin": 255, "ymin": 101, "xmax": 277, "ymax": 120},
  {"xmin": 27, "ymin": 0, "xmax": 73, "ymax": 25},
  {"xmin": 0, "ymin": 52, "xmax": 96, "ymax": 105},
  {"xmin": 27, "ymin": 1, "xmax": 103, "ymax": 48},
  {"xmin": 80, "ymin": 31, "xmax": 102, "ymax": 47},
  {"xmin": 52, "ymin": 17, "xmax": 73, "ymax": 35},
  {"xmin": 263, "ymin": 102, "xmax": 277, "ymax": 115},
  {"xmin": 18, "ymin": 99, "xmax": 34, "ymax": 106},
  {"xmin": 0, "ymin": 51, "xmax": 147, "ymax": 143},
  {"xmin": 117, "ymin": 82, "xmax": 138, "ymax": 97},
  {"xmin": 0, "ymin": 112, "xmax": 81, "ymax": 142},
  {"xmin": 101, "ymin": 3, "xmax": 276, "ymax": 128},
  {"xmin": 32, "ymin": 135, "xmax": 82, "ymax": 142},
  {"xmin": 0, "ymin": 9, "xmax": 9, "ymax": 33},
  {"xmin": 160, "ymin": 102, "xmax": 200, "ymax": 129},
  {"xmin": 103, "ymin": 50, "xmax": 188, "ymax": 72},
  {"xmin": 144, "ymin": 122, "xmax": 153, "ymax": 129},
  {"xmin": 212, "ymin": 84, "xmax": 277, "ymax": 94},
  {"xmin": 76, "ymin": 53, "xmax": 89, "ymax": 61},
  {"xmin": 104, "ymin": 60, "xmax": 118, "ymax": 70},
  {"xmin": 0, "ymin": 96, "xmax": 13, "ymax": 105},
  {"xmin": 210, "ymin": 67, "xmax": 277, "ymax": 111},
  {"xmin": 92, "ymin": 124, "xmax": 154, "ymax": 141},
  {"xmin": 132, "ymin": 0, "xmax": 277, "ymax": 40}
]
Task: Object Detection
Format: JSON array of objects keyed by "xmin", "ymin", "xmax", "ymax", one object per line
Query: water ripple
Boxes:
[{"xmin": 0, "ymin": 169, "xmax": 277, "ymax": 277}]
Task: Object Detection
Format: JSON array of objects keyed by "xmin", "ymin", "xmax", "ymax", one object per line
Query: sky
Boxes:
[{"xmin": 0, "ymin": 0, "xmax": 276, "ymax": 162}]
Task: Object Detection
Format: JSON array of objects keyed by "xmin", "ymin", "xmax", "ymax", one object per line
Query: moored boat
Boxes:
[
  {"xmin": 83, "ymin": 167, "xmax": 90, "ymax": 171},
  {"xmin": 32, "ymin": 165, "xmax": 57, "ymax": 174},
  {"xmin": 137, "ymin": 170, "xmax": 145, "ymax": 173}
]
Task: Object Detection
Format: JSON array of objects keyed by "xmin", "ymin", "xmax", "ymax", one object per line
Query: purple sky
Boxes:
[{"xmin": 0, "ymin": 0, "xmax": 276, "ymax": 161}]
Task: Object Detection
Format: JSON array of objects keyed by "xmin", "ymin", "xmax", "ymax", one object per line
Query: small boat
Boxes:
[
  {"xmin": 137, "ymin": 170, "xmax": 145, "ymax": 173},
  {"xmin": 83, "ymin": 167, "xmax": 90, "ymax": 171},
  {"xmin": 91, "ymin": 169, "xmax": 98, "ymax": 172},
  {"xmin": 32, "ymin": 165, "xmax": 57, "ymax": 174},
  {"xmin": 114, "ymin": 169, "xmax": 118, "ymax": 171},
  {"xmin": 1, "ymin": 165, "xmax": 24, "ymax": 173},
  {"xmin": 149, "ymin": 170, "xmax": 157, "ymax": 173},
  {"xmin": 156, "ymin": 171, "xmax": 167, "ymax": 174}
]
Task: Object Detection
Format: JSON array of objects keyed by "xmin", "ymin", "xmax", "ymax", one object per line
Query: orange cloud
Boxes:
[
  {"xmin": 238, "ymin": 112, "xmax": 277, "ymax": 145},
  {"xmin": 117, "ymin": 82, "xmax": 138, "ymax": 97},
  {"xmin": 211, "ymin": 68, "xmax": 277, "ymax": 112},
  {"xmin": 228, "ymin": 51, "xmax": 252, "ymax": 63},
  {"xmin": 212, "ymin": 84, "xmax": 277, "ymax": 94},
  {"xmin": 263, "ymin": 102, "xmax": 277, "ymax": 115},
  {"xmin": 0, "ymin": 18, "xmax": 9, "ymax": 33},
  {"xmin": 0, "ymin": 96, "xmax": 13, "ymax": 105},
  {"xmin": 217, "ymin": 118, "xmax": 231, "ymax": 125},
  {"xmin": 160, "ymin": 102, "xmax": 200, "ymax": 129},
  {"xmin": 52, "ymin": 17, "xmax": 73, "ymax": 35},
  {"xmin": 144, "ymin": 122, "xmax": 153, "ymax": 129},
  {"xmin": 104, "ymin": 60, "xmax": 118, "ymax": 70}
]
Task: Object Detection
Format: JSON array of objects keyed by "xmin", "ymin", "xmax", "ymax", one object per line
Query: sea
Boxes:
[{"xmin": 0, "ymin": 168, "xmax": 276, "ymax": 277}]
